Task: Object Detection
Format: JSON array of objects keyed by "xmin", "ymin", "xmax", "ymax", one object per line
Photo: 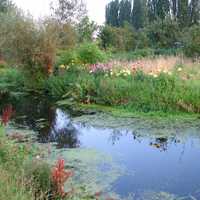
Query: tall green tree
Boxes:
[
  {"xmin": 157, "ymin": 0, "xmax": 170, "ymax": 20},
  {"xmin": 171, "ymin": 0, "xmax": 178, "ymax": 19},
  {"xmin": 189, "ymin": 0, "xmax": 200, "ymax": 25},
  {"xmin": 177, "ymin": 0, "xmax": 189, "ymax": 27},
  {"xmin": 147, "ymin": 0, "xmax": 157, "ymax": 21},
  {"xmin": 0, "ymin": 0, "xmax": 11, "ymax": 13},
  {"xmin": 132, "ymin": 0, "xmax": 147, "ymax": 29},
  {"xmin": 105, "ymin": 0, "xmax": 120, "ymax": 27},
  {"xmin": 118, "ymin": 0, "xmax": 132, "ymax": 26},
  {"xmin": 147, "ymin": 0, "xmax": 170, "ymax": 21}
]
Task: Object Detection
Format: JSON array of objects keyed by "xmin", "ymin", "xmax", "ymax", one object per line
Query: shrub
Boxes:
[
  {"xmin": 57, "ymin": 49, "xmax": 79, "ymax": 66},
  {"xmin": 99, "ymin": 24, "xmax": 136, "ymax": 52},
  {"xmin": 0, "ymin": 68, "xmax": 25, "ymax": 98},
  {"xmin": 183, "ymin": 25, "xmax": 200, "ymax": 58},
  {"xmin": 77, "ymin": 42, "xmax": 107, "ymax": 64}
]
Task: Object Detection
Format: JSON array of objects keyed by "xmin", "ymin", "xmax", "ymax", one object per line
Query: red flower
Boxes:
[
  {"xmin": 52, "ymin": 159, "xmax": 73, "ymax": 197},
  {"xmin": 1, "ymin": 105, "xmax": 13, "ymax": 126}
]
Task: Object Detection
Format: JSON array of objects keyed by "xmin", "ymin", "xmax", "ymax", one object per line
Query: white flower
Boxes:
[
  {"xmin": 177, "ymin": 67, "xmax": 182, "ymax": 72},
  {"xmin": 168, "ymin": 72, "xmax": 172, "ymax": 75},
  {"xmin": 36, "ymin": 155, "xmax": 40, "ymax": 159}
]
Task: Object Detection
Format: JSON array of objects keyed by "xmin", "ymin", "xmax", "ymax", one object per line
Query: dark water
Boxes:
[{"xmin": 11, "ymin": 97, "xmax": 200, "ymax": 199}]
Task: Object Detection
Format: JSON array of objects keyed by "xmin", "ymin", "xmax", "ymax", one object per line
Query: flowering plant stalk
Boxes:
[{"xmin": 52, "ymin": 159, "xmax": 74, "ymax": 198}]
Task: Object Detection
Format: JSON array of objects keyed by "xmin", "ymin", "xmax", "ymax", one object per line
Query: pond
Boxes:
[{"xmin": 9, "ymin": 96, "xmax": 200, "ymax": 199}]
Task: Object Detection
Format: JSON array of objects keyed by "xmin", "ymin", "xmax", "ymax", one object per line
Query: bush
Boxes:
[
  {"xmin": 99, "ymin": 24, "xmax": 136, "ymax": 52},
  {"xmin": 77, "ymin": 43, "xmax": 107, "ymax": 64},
  {"xmin": 183, "ymin": 25, "xmax": 200, "ymax": 58},
  {"xmin": 57, "ymin": 49, "xmax": 79, "ymax": 66},
  {"xmin": 0, "ymin": 68, "xmax": 25, "ymax": 98}
]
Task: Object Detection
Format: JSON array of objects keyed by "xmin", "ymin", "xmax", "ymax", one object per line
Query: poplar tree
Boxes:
[
  {"xmin": 177, "ymin": 0, "xmax": 189, "ymax": 27},
  {"xmin": 105, "ymin": 0, "xmax": 120, "ymax": 27},
  {"xmin": 118, "ymin": 0, "xmax": 132, "ymax": 26},
  {"xmin": 132, "ymin": 0, "xmax": 147, "ymax": 29},
  {"xmin": 189, "ymin": 0, "xmax": 200, "ymax": 25}
]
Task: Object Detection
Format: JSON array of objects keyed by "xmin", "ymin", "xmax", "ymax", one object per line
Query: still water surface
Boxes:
[{"xmin": 12, "ymin": 98, "xmax": 200, "ymax": 199}]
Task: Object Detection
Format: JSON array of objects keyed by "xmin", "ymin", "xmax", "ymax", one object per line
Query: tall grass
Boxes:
[{"xmin": 45, "ymin": 68, "xmax": 200, "ymax": 114}]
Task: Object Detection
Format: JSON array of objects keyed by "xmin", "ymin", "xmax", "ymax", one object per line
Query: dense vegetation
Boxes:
[
  {"xmin": 101, "ymin": 0, "xmax": 200, "ymax": 53},
  {"xmin": 0, "ymin": 0, "xmax": 200, "ymax": 198}
]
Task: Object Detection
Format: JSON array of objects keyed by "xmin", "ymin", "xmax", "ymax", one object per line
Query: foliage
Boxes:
[
  {"xmin": 45, "ymin": 66, "xmax": 200, "ymax": 114},
  {"xmin": 77, "ymin": 16, "xmax": 98, "ymax": 42},
  {"xmin": 24, "ymin": 160, "xmax": 52, "ymax": 197},
  {"xmin": 51, "ymin": 0, "xmax": 87, "ymax": 24},
  {"xmin": 99, "ymin": 24, "xmax": 136, "ymax": 51},
  {"xmin": 105, "ymin": 0, "xmax": 120, "ymax": 27},
  {"xmin": 183, "ymin": 25, "xmax": 200, "ymax": 58},
  {"xmin": 0, "ymin": 68, "xmax": 25, "ymax": 98},
  {"xmin": 118, "ymin": 0, "xmax": 132, "ymax": 26},
  {"xmin": 146, "ymin": 18, "xmax": 181, "ymax": 48},
  {"xmin": 77, "ymin": 43, "xmax": 107, "ymax": 64},
  {"xmin": 132, "ymin": 0, "xmax": 147, "ymax": 29},
  {"xmin": 111, "ymin": 48, "xmax": 154, "ymax": 60}
]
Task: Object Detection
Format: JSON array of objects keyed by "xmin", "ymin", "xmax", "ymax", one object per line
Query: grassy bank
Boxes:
[
  {"xmin": 46, "ymin": 64, "xmax": 200, "ymax": 115},
  {"xmin": 0, "ymin": 126, "xmax": 35, "ymax": 200},
  {"xmin": 1, "ymin": 56, "xmax": 200, "ymax": 117}
]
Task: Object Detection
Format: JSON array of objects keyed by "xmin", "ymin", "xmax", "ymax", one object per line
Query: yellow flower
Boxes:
[
  {"xmin": 168, "ymin": 72, "xmax": 172, "ymax": 75},
  {"xmin": 177, "ymin": 67, "xmax": 182, "ymax": 72},
  {"xmin": 153, "ymin": 74, "xmax": 158, "ymax": 78},
  {"xmin": 59, "ymin": 64, "xmax": 65, "ymax": 69}
]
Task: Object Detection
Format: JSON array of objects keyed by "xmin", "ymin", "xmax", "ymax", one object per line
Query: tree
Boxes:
[
  {"xmin": 147, "ymin": 0, "xmax": 170, "ymax": 21},
  {"xmin": 51, "ymin": 0, "xmax": 87, "ymax": 24},
  {"xmin": 183, "ymin": 25, "xmax": 200, "ymax": 57},
  {"xmin": 146, "ymin": 17, "xmax": 180, "ymax": 48},
  {"xmin": 0, "ymin": 0, "xmax": 11, "ymax": 13},
  {"xmin": 105, "ymin": 0, "xmax": 120, "ymax": 27},
  {"xmin": 132, "ymin": 0, "xmax": 147, "ymax": 29},
  {"xmin": 177, "ymin": 0, "xmax": 189, "ymax": 27},
  {"xmin": 171, "ymin": 0, "xmax": 178, "ymax": 19},
  {"xmin": 99, "ymin": 24, "xmax": 136, "ymax": 51},
  {"xmin": 77, "ymin": 16, "xmax": 98, "ymax": 42},
  {"xmin": 189, "ymin": 0, "xmax": 200, "ymax": 25},
  {"xmin": 147, "ymin": 0, "xmax": 158, "ymax": 21},
  {"xmin": 0, "ymin": 10, "xmax": 61, "ymax": 76},
  {"xmin": 156, "ymin": 0, "xmax": 170, "ymax": 20},
  {"xmin": 118, "ymin": 0, "xmax": 132, "ymax": 26}
]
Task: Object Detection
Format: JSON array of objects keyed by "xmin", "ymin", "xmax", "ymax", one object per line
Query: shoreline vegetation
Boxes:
[{"xmin": 1, "ymin": 0, "xmax": 200, "ymax": 199}]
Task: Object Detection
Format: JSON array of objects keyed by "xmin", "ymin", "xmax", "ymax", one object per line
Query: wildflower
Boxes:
[
  {"xmin": 36, "ymin": 155, "xmax": 40, "ymax": 159},
  {"xmin": 59, "ymin": 64, "xmax": 65, "ymax": 69},
  {"xmin": 168, "ymin": 72, "xmax": 172, "ymax": 75},
  {"xmin": 1, "ymin": 105, "xmax": 13, "ymax": 126},
  {"xmin": 52, "ymin": 159, "xmax": 73, "ymax": 197},
  {"xmin": 153, "ymin": 74, "xmax": 158, "ymax": 78},
  {"xmin": 177, "ymin": 67, "xmax": 182, "ymax": 72}
]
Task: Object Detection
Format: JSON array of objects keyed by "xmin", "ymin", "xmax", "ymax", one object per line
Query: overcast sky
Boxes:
[{"xmin": 12, "ymin": 0, "xmax": 110, "ymax": 24}]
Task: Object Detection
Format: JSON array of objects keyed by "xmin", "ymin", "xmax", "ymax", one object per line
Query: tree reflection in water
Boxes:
[{"xmin": 40, "ymin": 108, "xmax": 80, "ymax": 149}]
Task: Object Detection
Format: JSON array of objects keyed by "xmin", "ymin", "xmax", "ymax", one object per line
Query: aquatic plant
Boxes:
[{"xmin": 51, "ymin": 158, "xmax": 73, "ymax": 198}]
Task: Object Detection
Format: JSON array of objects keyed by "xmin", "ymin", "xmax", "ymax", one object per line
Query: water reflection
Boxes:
[{"xmin": 11, "ymin": 102, "xmax": 200, "ymax": 199}]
